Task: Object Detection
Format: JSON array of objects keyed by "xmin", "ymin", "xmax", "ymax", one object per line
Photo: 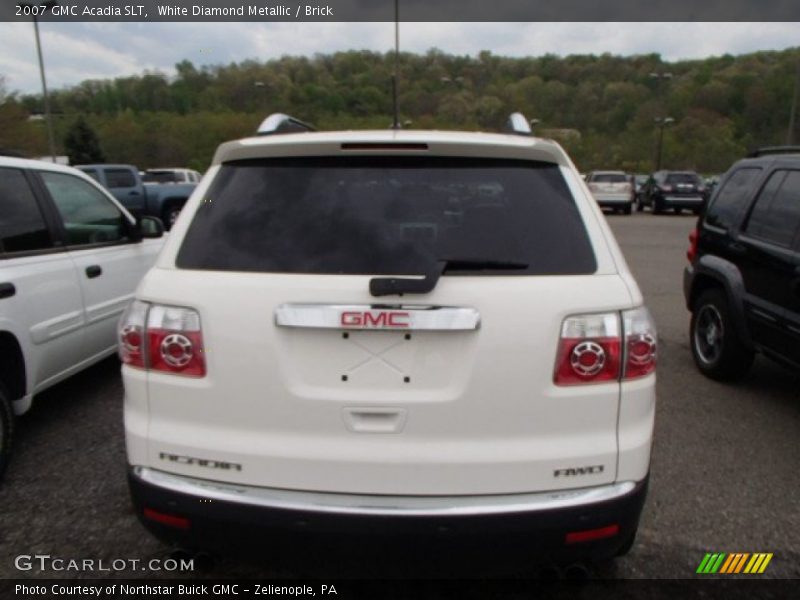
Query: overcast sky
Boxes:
[{"xmin": 2, "ymin": 22, "xmax": 799, "ymax": 95}]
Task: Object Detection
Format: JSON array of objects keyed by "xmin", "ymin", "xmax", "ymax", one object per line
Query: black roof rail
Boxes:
[
  {"xmin": 506, "ymin": 112, "xmax": 533, "ymax": 136},
  {"xmin": 256, "ymin": 113, "xmax": 316, "ymax": 136},
  {"xmin": 746, "ymin": 146, "xmax": 800, "ymax": 158}
]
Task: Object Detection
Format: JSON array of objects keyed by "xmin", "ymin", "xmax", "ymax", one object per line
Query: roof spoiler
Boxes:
[
  {"xmin": 506, "ymin": 112, "xmax": 533, "ymax": 136},
  {"xmin": 747, "ymin": 145, "xmax": 800, "ymax": 157},
  {"xmin": 256, "ymin": 113, "xmax": 316, "ymax": 136}
]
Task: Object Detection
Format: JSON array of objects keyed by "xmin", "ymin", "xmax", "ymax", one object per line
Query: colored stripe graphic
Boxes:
[
  {"xmin": 698, "ymin": 552, "xmax": 773, "ymax": 574},
  {"xmin": 697, "ymin": 553, "xmax": 726, "ymax": 574}
]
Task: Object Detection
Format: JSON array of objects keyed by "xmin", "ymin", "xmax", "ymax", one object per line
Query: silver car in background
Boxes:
[{"xmin": 586, "ymin": 171, "xmax": 634, "ymax": 215}]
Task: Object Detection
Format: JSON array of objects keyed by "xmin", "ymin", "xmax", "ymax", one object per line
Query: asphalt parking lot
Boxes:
[{"xmin": 1, "ymin": 212, "xmax": 798, "ymax": 581}]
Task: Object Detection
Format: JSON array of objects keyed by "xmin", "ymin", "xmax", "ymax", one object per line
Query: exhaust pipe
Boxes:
[
  {"xmin": 538, "ymin": 564, "xmax": 562, "ymax": 580},
  {"xmin": 563, "ymin": 562, "xmax": 591, "ymax": 580}
]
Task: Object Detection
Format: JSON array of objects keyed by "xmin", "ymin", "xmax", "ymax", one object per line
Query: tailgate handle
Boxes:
[{"xmin": 343, "ymin": 408, "xmax": 407, "ymax": 434}]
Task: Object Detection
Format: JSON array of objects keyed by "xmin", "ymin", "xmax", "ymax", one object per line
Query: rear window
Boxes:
[
  {"xmin": 591, "ymin": 173, "xmax": 627, "ymax": 183},
  {"xmin": 665, "ymin": 173, "xmax": 702, "ymax": 185},
  {"xmin": 105, "ymin": 169, "xmax": 136, "ymax": 188},
  {"xmin": 176, "ymin": 156, "xmax": 596, "ymax": 276},
  {"xmin": 144, "ymin": 171, "xmax": 180, "ymax": 184}
]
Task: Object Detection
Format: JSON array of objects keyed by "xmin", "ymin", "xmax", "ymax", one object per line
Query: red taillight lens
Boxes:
[
  {"xmin": 555, "ymin": 309, "xmax": 656, "ymax": 386},
  {"xmin": 143, "ymin": 507, "xmax": 190, "ymax": 530},
  {"xmin": 660, "ymin": 184, "xmax": 673, "ymax": 192},
  {"xmin": 622, "ymin": 307, "xmax": 657, "ymax": 380},
  {"xmin": 565, "ymin": 524, "xmax": 619, "ymax": 544},
  {"xmin": 554, "ymin": 314, "xmax": 622, "ymax": 386},
  {"xmin": 118, "ymin": 301, "xmax": 205, "ymax": 377},
  {"xmin": 147, "ymin": 305, "xmax": 206, "ymax": 377},
  {"xmin": 687, "ymin": 228, "xmax": 698, "ymax": 263},
  {"xmin": 118, "ymin": 300, "xmax": 148, "ymax": 368}
]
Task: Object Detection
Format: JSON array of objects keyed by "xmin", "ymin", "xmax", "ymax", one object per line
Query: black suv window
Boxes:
[
  {"xmin": 705, "ymin": 167, "xmax": 762, "ymax": 230},
  {"xmin": 0, "ymin": 167, "xmax": 54, "ymax": 254},
  {"xmin": 745, "ymin": 170, "xmax": 800, "ymax": 247},
  {"xmin": 177, "ymin": 156, "xmax": 596, "ymax": 275},
  {"xmin": 666, "ymin": 173, "xmax": 702, "ymax": 185}
]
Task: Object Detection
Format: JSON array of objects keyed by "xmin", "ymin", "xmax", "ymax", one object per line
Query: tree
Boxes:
[{"xmin": 64, "ymin": 117, "xmax": 105, "ymax": 164}]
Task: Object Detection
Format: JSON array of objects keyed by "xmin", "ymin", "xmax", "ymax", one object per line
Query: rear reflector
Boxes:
[
  {"xmin": 565, "ymin": 524, "xmax": 619, "ymax": 544},
  {"xmin": 143, "ymin": 508, "xmax": 190, "ymax": 530}
]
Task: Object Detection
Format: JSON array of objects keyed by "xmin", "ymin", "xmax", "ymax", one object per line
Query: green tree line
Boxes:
[{"xmin": 1, "ymin": 48, "xmax": 799, "ymax": 174}]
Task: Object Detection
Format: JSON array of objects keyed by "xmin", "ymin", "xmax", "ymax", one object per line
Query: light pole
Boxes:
[
  {"xmin": 649, "ymin": 72, "xmax": 674, "ymax": 171},
  {"xmin": 654, "ymin": 117, "xmax": 674, "ymax": 171},
  {"xmin": 21, "ymin": 0, "xmax": 58, "ymax": 162},
  {"xmin": 787, "ymin": 61, "xmax": 799, "ymax": 145}
]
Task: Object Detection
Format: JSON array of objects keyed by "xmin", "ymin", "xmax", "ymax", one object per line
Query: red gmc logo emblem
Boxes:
[{"xmin": 340, "ymin": 311, "xmax": 410, "ymax": 328}]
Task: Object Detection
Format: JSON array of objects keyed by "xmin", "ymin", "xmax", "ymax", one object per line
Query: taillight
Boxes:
[
  {"xmin": 118, "ymin": 300, "xmax": 148, "ymax": 368},
  {"xmin": 659, "ymin": 184, "xmax": 673, "ymax": 193},
  {"xmin": 622, "ymin": 307, "xmax": 657, "ymax": 380},
  {"xmin": 554, "ymin": 313, "xmax": 622, "ymax": 385},
  {"xmin": 147, "ymin": 305, "xmax": 206, "ymax": 377},
  {"xmin": 118, "ymin": 301, "xmax": 206, "ymax": 377},
  {"xmin": 554, "ymin": 308, "xmax": 656, "ymax": 386},
  {"xmin": 588, "ymin": 182, "xmax": 599, "ymax": 193},
  {"xmin": 687, "ymin": 228, "xmax": 698, "ymax": 263}
]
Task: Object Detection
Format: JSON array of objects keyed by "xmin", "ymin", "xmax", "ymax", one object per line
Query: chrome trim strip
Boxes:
[
  {"xmin": 274, "ymin": 303, "xmax": 480, "ymax": 331},
  {"xmin": 133, "ymin": 467, "xmax": 636, "ymax": 517}
]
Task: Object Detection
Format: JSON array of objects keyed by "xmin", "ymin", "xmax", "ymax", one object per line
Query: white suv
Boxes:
[
  {"xmin": 0, "ymin": 156, "xmax": 164, "ymax": 478},
  {"xmin": 120, "ymin": 115, "xmax": 657, "ymax": 563}
]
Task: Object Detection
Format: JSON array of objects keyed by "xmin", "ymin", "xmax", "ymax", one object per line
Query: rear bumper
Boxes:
[
  {"xmin": 661, "ymin": 195, "xmax": 705, "ymax": 208},
  {"xmin": 594, "ymin": 194, "xmax": 632, "ymax": 206},
  {"xmin": 128, "ymin": 466, "xmax": 648, "ymax": 561}
]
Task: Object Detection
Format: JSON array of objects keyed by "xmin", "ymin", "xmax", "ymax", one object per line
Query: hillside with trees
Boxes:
[{"xmin": 1, "ymin": 48, "xmax": 798, "ymax": 174}]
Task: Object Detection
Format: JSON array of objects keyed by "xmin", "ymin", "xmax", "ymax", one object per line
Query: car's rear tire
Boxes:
[
  {"xmin": 623, "ymin": 203, "xmax": 632, "ymax": 215},
  {"xmin": 690, "ymin": 289, "xmax": 754, "ymax": 381},
  {"xmin": 635, "ymin": 197, "xmax": 644, "ymax": 212},
  {"xmin": 0, "ymin": 384, "xmax": 14, "ymax": 482},
  {"xmin": 674, "ymin": 207, "xmax": 682, "ymax": 215}
]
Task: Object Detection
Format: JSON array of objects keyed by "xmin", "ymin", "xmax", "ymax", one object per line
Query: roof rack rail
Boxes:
[
  {"xmin": 506, "ymin": 112, "xmax": 533, "ymax": 136},
  {"xmin": 747, "ymin": 145, "xmax": 800, "ymax": 158},
  {"xmin": 256, "ymin": 113, "xmax": 316, "ymax": 136}
]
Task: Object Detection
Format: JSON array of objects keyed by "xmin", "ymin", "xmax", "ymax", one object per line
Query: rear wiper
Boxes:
[{"xmin": 369, "ymin": 258, "xmax": 529, "ymax": 297}]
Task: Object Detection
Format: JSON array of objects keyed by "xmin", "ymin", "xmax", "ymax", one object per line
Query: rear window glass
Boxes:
[
  {"xmin": 144, "ymin": 171, "xmax": 180, "ymax": 184},
  {"xmin": 666, "ymin": 173, "xmax": 702, "ymax": 184},
  {"xmin": 176, "ymin": 157, "xmax": 596, "ymax": 276},
  {"xmin": 591, "ymin": 173, "xmax": 627, "ymax": 183},
  {"xmin": 105, "ymin": 169, "xmax": 136, "ymax": 188}
]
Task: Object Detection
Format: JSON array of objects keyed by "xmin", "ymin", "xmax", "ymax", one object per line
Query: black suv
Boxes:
[
  {"xmin": 640, "ymin": 171, "xmax": 710, "ymax": 215},
  {"xmin": 684, "ymin": 147, "xmax": 800, "ymax": 380}
]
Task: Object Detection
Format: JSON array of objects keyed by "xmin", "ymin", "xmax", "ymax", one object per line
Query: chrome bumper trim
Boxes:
[
  {"xmin": 274, "ymin": 303, "xmax": 480, "ymax": 331},
  {"xmin": 133, "ymin": 467, "xmax": 637, "ymax": 517}
]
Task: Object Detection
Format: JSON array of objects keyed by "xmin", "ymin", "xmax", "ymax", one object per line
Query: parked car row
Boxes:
[
  {"xmin": 77, "ymin": 164, "xmax": 199, "ymax": 230},
  {"xmin": 585, "ymin": 170, "xmax": 712, "ymax": 216}
]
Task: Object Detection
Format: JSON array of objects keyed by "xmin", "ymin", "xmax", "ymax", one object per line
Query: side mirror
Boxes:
[{"xmin": 136, "ymin": 215, "xmax": 165, "ymax": 239}]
